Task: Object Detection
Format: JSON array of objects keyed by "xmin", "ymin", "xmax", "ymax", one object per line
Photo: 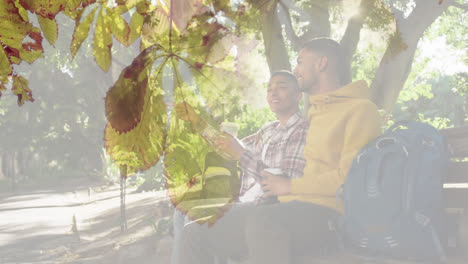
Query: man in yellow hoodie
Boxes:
[{"xmin": 180, "ymin": 38, "xmax": 381, "ymax": 264}]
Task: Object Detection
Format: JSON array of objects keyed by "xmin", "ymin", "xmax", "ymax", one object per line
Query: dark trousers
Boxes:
[{"xmin": 179, "ymin": 201, "xmax": 340, "ymax": 264}]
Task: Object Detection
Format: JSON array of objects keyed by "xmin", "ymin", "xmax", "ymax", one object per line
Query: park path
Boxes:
[{"xmin": 0, "ymin": 181, "xmax": 175, "ymax": 264}]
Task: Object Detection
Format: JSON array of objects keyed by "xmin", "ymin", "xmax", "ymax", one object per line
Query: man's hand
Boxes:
[
  {"xmin": 215, "ymin": 133, "xmax": 245, "ymax": 160},
  {"xmin": 260, "ymin": 170, "xmax": 291, "ymax": 197},
  {"xmin": 175, "ymin": 102, "xmax": 200, "ymax": 125}
]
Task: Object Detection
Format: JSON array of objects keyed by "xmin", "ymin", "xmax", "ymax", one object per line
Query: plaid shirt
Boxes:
[{"xmin": 238, "ymin": 112, "xmax": 308, "ymax": 201}]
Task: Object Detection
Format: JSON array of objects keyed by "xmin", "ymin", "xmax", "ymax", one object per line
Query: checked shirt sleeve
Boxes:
[
  {"xmin": 238, "ymin": 128, "xmax": 267, "ymax": 195},
  {"xmin": 281, "ymin": 121, "xmax": 307, "ymax": 179}
]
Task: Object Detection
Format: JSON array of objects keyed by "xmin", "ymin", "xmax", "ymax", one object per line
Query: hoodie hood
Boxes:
[{"xmin": 308, "ymin": 80, "xmax": 371, "ymax": 106}]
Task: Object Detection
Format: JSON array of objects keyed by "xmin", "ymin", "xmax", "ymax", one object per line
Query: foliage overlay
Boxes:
[{"xmin": 1, "ymin": 0, "xmax": 467, "ymax": 218}]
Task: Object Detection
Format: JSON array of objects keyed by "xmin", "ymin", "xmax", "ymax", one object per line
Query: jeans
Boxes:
[{"xmin": 179, "ymin": 201, "xmax": 340, "ymax": 264}]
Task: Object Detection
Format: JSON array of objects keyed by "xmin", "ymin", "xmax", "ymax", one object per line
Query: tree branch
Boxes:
[
  {"xmin": 299, "ymin": 0, "xmax": 330, "ymax": 42},
  {"xmin": 340, "ymin": 0, "xmax": 376, "ymax": 85},
  {"xmin": 277, "ymin": 1, "xmax": 300, "ymax": 51},
  {"xmin": 260, "ymin": 2, "xmax": 291, "ymax": 73},
  {"xmin": 279, "ymin": 0, "xmax": 330, "ymax": 48},
  {"xmin": 451, "ymin": 2, "xmax": 468, "ymax": 11},
  {"xmin": 370, "ymin": 0, "xmax": 451, "ymax": 111}
]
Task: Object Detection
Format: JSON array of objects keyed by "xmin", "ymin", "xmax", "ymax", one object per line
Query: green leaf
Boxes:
[
  {"xmin": 19, "ymin": 48, "xmax": 43, "ymax": 63},
  {"xmin": 114, "ymin": 0, "xmax": 151, "ymax": 14},
  {"xmin": 129, "ymin": 11, "xmax": 144, "ymax": 44},
  {"xmin": 13, "ymin": 0, "xmax": 29, "ymax": 22},
  {"xmin": 105, "ymin": 44, "xmax": 166, "ymax": 133},
  {"xmin": 107, "ymin": 7, "xmax": 130, "ymax": 46},
  {"xmin": 37, "ymin": 16, "xmax": 57, "ymax": 46},
  {"xmin": 70, "ymin": 6, "xmax": 97, "ymax": 58},
  {"xmin": 0, "ymin": 47, "xmax": 12, "ymax": 83},
  {"xmin": 164, "ymin": 59, "xmax": 241, "ymax": 225},
  {"xmin": 93, "ymin": 6, "xmax": 112, "ymax": 72},
  {"xmin": 141, "ymin": 8, "xmax": 170, "ymax": 43},
  {"xmin": 11, "ymin": 75, "xmax": 33, "ymax": 106}
]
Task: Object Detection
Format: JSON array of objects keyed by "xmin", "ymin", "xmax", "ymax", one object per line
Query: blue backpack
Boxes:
[{"xmin": 340, "ymin": 121, "xmax": 448, "ymax": 261}]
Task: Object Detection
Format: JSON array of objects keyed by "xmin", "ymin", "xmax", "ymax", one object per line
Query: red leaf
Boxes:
[
  {"xmin": 194, "ymin": 62, "xmax": 204, "ymax": 70},
  {"xmin": 202, "ymin": 35, "xmax": 210, "ymax": 46},
  {"xmin": 105, "ymin": 45, "xmax": 161, "ymax": 133},
  {"xmin": 5, "ymin": 47, "xmax": 20, "ymax": 59},
  {"xmin": 21, "ymin": 31, "xmax": 44, "ymax": 53}
]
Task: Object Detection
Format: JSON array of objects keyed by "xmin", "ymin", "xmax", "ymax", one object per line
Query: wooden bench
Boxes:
[{"xmin": 440, "ymin": 126, "xmax": 468, "ymax": 260}]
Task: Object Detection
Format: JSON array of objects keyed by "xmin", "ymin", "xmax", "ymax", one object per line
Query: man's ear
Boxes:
[{"xmin": 317, "ymin": 56, "xmax": 328, "ymax": 72}]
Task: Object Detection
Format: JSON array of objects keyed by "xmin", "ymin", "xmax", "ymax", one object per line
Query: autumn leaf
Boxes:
[
  {"xmin": 105, "ymin": 44, "xmax": 165, "ymax": 133},
  {"xmin": 205, "ymin": 32, "xmax": 234, "ymax": 64},
  {"xmin": 170, "ymin": 0, "xmax": 207, "ymax": 33},
  {"xmin": 105, "ymin": 68, "xmax": 167, "ymax": 175},
  {"xmin": 18, "ymin": 0, "xmax": 66, "ymax": 19},
  {"xmin": 175, "ymin": 21, "xmax": 230, "ymax": 66},
  {"xmin": 61, "ymin": 0, "xmax": 96, "ymax": 20},
  {"xmin": 70, "ymin": 6, "xmax": 98, "ymax": 58},
  {"xmin": 93, "ymin": 6, "xmax": 112, "ymax": 72},
  {"xmin": 0, "ymin": 0, "xmax": 44, "ymax": 69},
  {"xmin": 11, "ymin": 75, "xmax": 34, "ymax": 106},
  {"xmin": 0, "ymin": 48, "xmax": 12, "ymax": 83},
  {"xmin": 37, "ymin": 15, "xmax": 58, "ymax": 46},
  {"xmin": 0, "ymin": 1, "xmax": 37, "ymax": 49}
]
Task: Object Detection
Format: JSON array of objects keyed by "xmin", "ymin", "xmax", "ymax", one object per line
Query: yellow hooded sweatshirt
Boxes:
[{"xmin": 279, "ymin": 80, "xmax": 382, "ymax": 212}]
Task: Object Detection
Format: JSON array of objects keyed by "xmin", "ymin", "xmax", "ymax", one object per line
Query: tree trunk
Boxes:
[
  {"xmin": 120, "ymin": 165, "xmax": 128, "ymax": 232},
  {"xmin": 371, "ymin": 0, "xmax": 450, "ymax": 111},
  {"xmin": 0, "ymin": 154, "xmax": 4, "ymax": 180}
]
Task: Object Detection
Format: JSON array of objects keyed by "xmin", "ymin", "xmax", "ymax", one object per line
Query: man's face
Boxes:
[
  {"xmin": 267, "ymin": 75, "xmax": 301, "ymax": 115},
  {"xmin": 293, "ymin": 48, "xmax": 322, "ymax": 94}
]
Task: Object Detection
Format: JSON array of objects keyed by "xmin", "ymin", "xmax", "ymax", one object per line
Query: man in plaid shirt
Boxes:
[
  {"xmin": 172, "ymin": 70, "xmax": 307, "ymax": 264},
  {"xmin": 238, "ymin": 110, "xmax": 307, "ymax": 202}
]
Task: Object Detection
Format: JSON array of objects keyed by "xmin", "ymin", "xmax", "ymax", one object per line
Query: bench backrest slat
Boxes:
[
  {"xmin": 444, "ymin": 188, "xmax": 468, "ymax": 210},
  {"xmin": 440, "ymin": 126, "xmax": 468, "ymax": 213},
  {"xmin": 447, "ymin": 162, "xmax": 468, "ymax": 184},
  {"xmin": 440, "ymin": 126, "xmax": 468, "ymax": 158}
]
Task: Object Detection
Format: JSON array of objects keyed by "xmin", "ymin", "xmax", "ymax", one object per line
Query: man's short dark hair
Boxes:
[
  {"xmin": 270, "ymin": 70, "xmax": 299, "ymax": 91},
  {"xmin": 302, "ymin": 38, "xmax": 349, "ymax": 85}
]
